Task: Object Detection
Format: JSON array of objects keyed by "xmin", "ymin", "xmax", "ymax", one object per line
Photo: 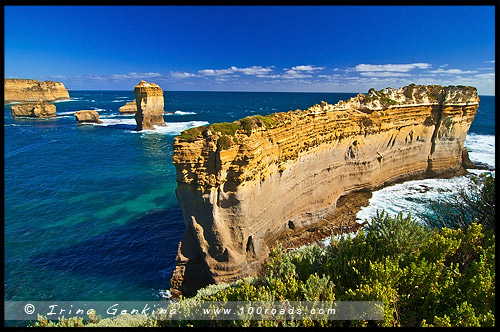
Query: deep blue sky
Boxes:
[{"xmin": 4, "ymin": 5, "xmax": 495, "ymax": 94}]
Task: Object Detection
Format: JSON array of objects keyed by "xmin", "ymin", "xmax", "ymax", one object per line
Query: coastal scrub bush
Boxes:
[
  {"xmin": 179, "ymin": 125, "xmax": 206, "ymax": 142},
  {"xmin": 209, "ymin": 122, "xmax": 241, "ymax": 136},
  {"xmin": 255, "ymin": 114, "xmax": 276, "ymax": 129},
  {"xmin": 239, "ymin": 115, "xmax": 277, "ymax": 136},
  {"xmin": 217, "ymin": 135, "xmax": 233, "ymax": 150},
  {"xmin": 239, "ymin": 117, "xmax": 255, "ymax": 136},
  {"xmin": 162, "ymin": 214, "xmax": 494, "ymax": 327},
  {"xmin": 31, "ymin": 315, "xmax": 87, "ymax": 327}
]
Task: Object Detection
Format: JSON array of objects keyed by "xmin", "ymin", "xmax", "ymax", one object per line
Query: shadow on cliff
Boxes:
[{"xmin": 29, "ymin": 206, "xmax": 185, "ymax": 295}]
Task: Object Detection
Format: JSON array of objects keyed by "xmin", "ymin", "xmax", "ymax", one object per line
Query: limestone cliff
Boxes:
[
  {"xmin": 133, "ymin": 81, "xmax": 165, "ymax": 130},
  {"xmin": 4, "ymin": 79, "xmax": 70, "ymax": 103},
  {"xmin": 170, "ymin": 84, "xmax": 479, "ymax": 296}
]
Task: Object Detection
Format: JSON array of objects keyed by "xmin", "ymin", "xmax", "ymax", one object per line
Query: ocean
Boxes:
[{"xmin": 3, "ymin": 91, "xmax": 495, "ymax": 304}]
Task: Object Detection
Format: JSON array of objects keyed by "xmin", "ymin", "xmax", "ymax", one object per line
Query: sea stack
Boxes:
[
  {"xmin": 74, "ymin": 110, "xmax": 102, "ymax": 124},
  {"xmin": 4, "ymin": 78, "xmax": 70, "ymax": 103},
  {"xmin": 11, "ymin": 100, "xmax": 57, "ymax": 118},
  {"xmin": 133, "ymin": 81, "xmax": 165, "ymax": 131},
  {"xmin": 169, "ymin": 84, "xmax": 480, "ymax": 296}
]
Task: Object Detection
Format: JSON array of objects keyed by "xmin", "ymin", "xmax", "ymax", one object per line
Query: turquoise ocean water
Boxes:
[{"xmin": 3, "ymin": 91, "xmax": 495, "ymax": 304}]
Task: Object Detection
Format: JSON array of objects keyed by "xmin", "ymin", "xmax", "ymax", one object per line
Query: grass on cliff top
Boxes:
[
  {"xmin": 179, "ymin": 125, "xmax": 207, "ymax": 142},
  {"xmin": 179, "ymin": 114, "xmax": 278, "ymax": 143},
  {"xmin": 239, "ymin": 114, "xmax": 277, "ymax": 136},
  {"xmin": 210, "ymin": 122, "xmax": 242, "ymax": 136}
]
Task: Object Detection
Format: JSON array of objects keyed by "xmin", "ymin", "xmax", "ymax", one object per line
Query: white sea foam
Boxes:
[
  {"xmin": 356, "ymin": 169, "xmax": 493, "ymax": 225},
  {"xmin": 95, "ymin": 118, "xmax": 137, "ymax": 126},
  {"xmin": 138, "ymin": 121, "xmax": 209, "ymax": 135},
  {"xmin": 94, "ymin": 118, "xmax": 208, "ymax": 135},
  {"xmin": 53, "ymin": 98, "xmax": 79, "ymax": 103},
  {"xmin": 56, "ymin": 111, "xmax": 78, "ymax": 116},
  {"xmin": 165, "ymin": 110, "xmax": 197, "ymax": 115},
  {"xmin": 100, "ymin": 114, "xmax": 134, "ymax": 118},
  {"xmin": 112, "ymin": 99, "xmax": 134, "ymax": 103},
  {"xmin": 464, "ymin": 133, "xmax": 495, "ymax": 169}
]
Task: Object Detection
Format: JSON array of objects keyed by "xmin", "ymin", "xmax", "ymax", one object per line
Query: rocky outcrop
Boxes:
[
  {"xmin": 11, "ymin": 100, "xmax": 56, "ymax": 118},
  {"xmin": 4, "ymin": 79, "xmax": 70, "ymax": 103},
  {"xmin": 133, "ymin": 81, "xmax": 165, "ymax": 130},
  {"xmin": 74, "ymin": 110, "xmax": 102, "ymax": 124},
  {"xmin": 169, "ymin": 84, "xmax": 479, "ymax": 296},
  {"xmin": 118, "ymin": 101, "xmax": 137, "ymax": 114}
]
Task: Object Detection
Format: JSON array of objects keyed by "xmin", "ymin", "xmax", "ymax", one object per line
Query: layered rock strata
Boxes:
[
  {"xmin": 11, "ymin": 100, "xmax": 57, "ymax": 118},
  {"xmin": 118, "ymin": 101, "xmax": 137, "ymax": 114},
  {"xmin": 4, "ymin": 79, "xmax": 70, "ymax": 103},
  {"xmin": 170, "ymin": 84, "xmax": 479, "ymax": 296},
  {"xmin": 74, "ymin": 110, "xmax": 102, "ymax": 124},
  {"xmin": 133, "ymin": 81, "xmax": 165, "ymax": 130}
]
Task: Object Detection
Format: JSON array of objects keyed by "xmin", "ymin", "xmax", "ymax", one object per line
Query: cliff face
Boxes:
[
  {"xmin": 169, "ymin": 84, "xmax": 479, "ymax": 296},
  {"xmin": 133, "ymin": 81, "xmax": 165, "ymax": 130},
  {"xmin": 4, "ymin": 79, "xmax": 70, "ymax": 103}
]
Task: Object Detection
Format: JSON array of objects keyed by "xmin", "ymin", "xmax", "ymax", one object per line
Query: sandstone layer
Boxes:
[
  {"xmin": 133, "ymin": 81, "xmax": 165, "ymax": 130},
  {"xmin": 11, "ymin": 100, "xmax": 57, "ymax": 118},
  {"xmin": 118, "ymin": 101, "xmax": 137, "ymax": 114},
  {"xmin": 4, "ymin": 79, "xmax": 70, "ymax": 103},
  {"xmin": 74, "ymin": 110, "xmax": 102, "ymax": 124},
  {"xmin": 170, "ymin": 84, "xmax": 479, "ymax": 296}
]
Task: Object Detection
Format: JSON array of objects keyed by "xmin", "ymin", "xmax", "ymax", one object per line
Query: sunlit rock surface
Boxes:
[{"xmin": 169, "ymin": 84, "xmax": 479, "ymax": 296}]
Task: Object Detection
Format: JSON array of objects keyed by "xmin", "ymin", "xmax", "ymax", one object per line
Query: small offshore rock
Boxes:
[
  {"xmin": 118, "ymin": 101, "xmax": 137, "ymax": 114},
  {"xmin": 11, "ymin": 100, "xmax": 56, "ymax": 118},
  {"xmin": 74, "ymin": 110, "xmax": 102, "ymax": 124}
]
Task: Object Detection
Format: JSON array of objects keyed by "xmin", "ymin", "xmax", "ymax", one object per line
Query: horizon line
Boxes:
[{"xmin": 64, "ymin": 89, "xmax": 495, "ymax": 96}]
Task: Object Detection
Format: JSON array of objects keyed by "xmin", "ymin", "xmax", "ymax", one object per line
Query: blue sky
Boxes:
[{"xmin": 4, "ymin": 5, "xmax": 496, "ymax": 94}]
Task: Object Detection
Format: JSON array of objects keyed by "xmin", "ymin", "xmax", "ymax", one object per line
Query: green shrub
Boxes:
[
  {"xmin": 238, "ymin": 115, "xmax": 276, "ymax": 136},
  {"xmin": 209, "ymin": 122, "xmax": 241, "ymax": 136},
  {"xmin": 239, "ymin": 117, "xmax": 255, "ymax": 136},
  {"xmin": 255, "ymin": 114, "xmax": 276, "ymax": 129},
  {"xmin": 179, "ymin": 214, "xmax": 495, "ymax": 327},
  {"xmin": 179, "ymin": 126, "xmax": 206, "ymax": 142},
  {"xmin": 217, "ymin": 135, "xmax": 233, "ymax": 150}
]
